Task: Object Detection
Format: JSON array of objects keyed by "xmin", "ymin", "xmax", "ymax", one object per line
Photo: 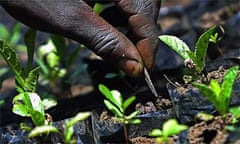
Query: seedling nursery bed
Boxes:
[{"xmin": 0, "ymin": 0, "xmax": 240, "ymax": 144}]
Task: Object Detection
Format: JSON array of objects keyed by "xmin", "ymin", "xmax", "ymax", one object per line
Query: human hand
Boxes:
[{"xmin": 0, "ymin": 0, "xmax": 161, "ymax": 76}]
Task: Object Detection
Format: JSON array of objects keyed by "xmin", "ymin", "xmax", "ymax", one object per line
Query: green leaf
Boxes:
[
  {"xmin": 229, "ymin": 107, "xmax": 240, "ymax": 118},
  {"xmin": 24, "ymin": 67, "xmax": 40, "ymax": 92},
  {"xmin": 194, "ymin": 25, "xmax": 216, "ymax": 73},
  {"xmin": 219, "ymin": 66, "xmax": 239, "ymax": 114},
  {"xmin": 31, "ymin": 110, "xmax": 45, "ymax": 126},
  {"xmin": 149, "ymin": 129, "xmax": 162, "ymax": 137},
  {"xmin": 0, "ymin": 40, "xmax": 25, "ymax": 92},
  {"xmin": 193, "ymin": 82, "xmax": 218, "ymax": 107},
  {"xmin": 110, "ymin": 90, "xmax": 123, "ymax": 110},
  {"xmin": 12, "ymin": 93, "xmax": 32, "ymax": 117},
  {"xmin": 24, "ymin": 28, "xmax": 36, "ymax": 73},
  {"xmin": 28, "ymin": 125, "xmax": 58, "ymax": 138},
  {"xmin": 12, "ymin": 102, "xmax": 31, "ymax": 117},
  {"xmin": 93, "ymin": 3, "xmax": 113, "ymax": 14},
  {"xmin": 64, "ymin": 126, "xmax": 75, "ymax": 143},
  {"xmin": 66, "ymin": 112, "xmax": 91, "ymax": 128},
  {"xmin": 123, "ymin": 96, "xmax": 136, "ymax": 111},
  {"xmin": 195, "ymin": 112, "xmax": 214, "ymax": 122},
  {"xmin": 0, "ymin": 23, "xmax": 10, "ymax": 40},
  {"xmin": 29, "ymin": 93, "xmax": 44, "ymax": 115},
  {"xmin": 12, "ymin": 93, "xmax": 45, "ymax": 126},
  {"xmin": 210, "ymin": 79, "xmax": 221, "ymax": 97},
  {"xmin": 9, "ymin": 23, "xmax": 22, "ymax": 45},
  {"xmin": 99, "ymin": 84, "xmax": 123, "ymax": 111},
  {"xmin": 128, "ymin": 118, "xmax": 141, "ymax": 125},
  {"xmin": 159, "ymin": 35, "xmax": 191, "ymax": 61},
  {"xmin": 162, "ymin": 119, "xmax": 187, "ymax": 137},
  {"xmin": 104, "ymin": 100, "xmax": 123, "ymax": 118},
  {"xmin": 126, "ymin": 111, "xmax": 139, "ymax": 120}
]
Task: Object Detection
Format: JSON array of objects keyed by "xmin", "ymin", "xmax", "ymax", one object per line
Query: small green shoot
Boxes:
[
  {"xmin": 159, "ymin": 25, "xmax": 216, "ymax": 74},
  {"xmin": 225, "ymin": 106, "xmax": 240, "ymax": 133},
  {"xmin": 193, "ymin": 66, "xmax": 239, "ymax": 116},
  {"xmin": 195, "ymin": 112, "xmax": 214, "ymax": 122},
  {"xmin": 63, "ymin": 112, "xmax": 91, "ymax": 144},
  {"xmin": 149, "ymin": 119, "xmax": 187, "ymax": 144},
  {"xmin": 12, "ymin": 92, "xmax": 45, "ymax": 126},
  {"xmin": 98, "ymin": 84, "xmax": 141, "ymax": 143}
]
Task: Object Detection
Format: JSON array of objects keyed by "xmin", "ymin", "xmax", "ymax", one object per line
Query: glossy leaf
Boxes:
[
  {"xmin": 194, "ymin": 25, "xmax": 216, "ymax": 73},
  {"xmin": 104, "ymin": 100, "xmax": 123, "ymax": 117},
  {"xmin": 162, "ymin": 119, "xmax": 187, "ymax": 137},
  {"xmin": 229, "ymin": 106, "xmax": 240, "ymax": 118},
  {"xmin": 111, "ymin": 90, "xmax": 123, "ymax": 110},
  {"xmin": 66, "ymin": 112, "xmax": 91, "ymax": 128},
  {"xmin": 24, "ymin": 67, "xmax": 40, "ymax": 92},
  {"xmin": 123, "ymin": 96, "xmax": 136, "ymax": 111},
  {"xmin": 126, "ymin": 111, "xmax": 139, "ymax": 120},
  {"xmin": 159, "ymin": 35, "xmax": 191, "ymax": 61},
  {"xmin": 99, "ymin": 84, "xmax": 122, "ymax": 111},
  {"xmin": 149, "ymin": 129, "xmax": 162, "ymax": 137},
  {"xmin": 0, "ymin": 40, "xmax": 24, "ymax": 92},
  {"xmin": 128, "ymin": 118, "xmax": 141, "ymax": 125}
]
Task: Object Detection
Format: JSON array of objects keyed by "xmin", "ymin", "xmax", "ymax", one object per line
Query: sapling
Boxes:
[
  {"xmin": 193, "ymin": 66, "xmax": 239, "ymax": 117},
  {"xmin": 149, "ymin": 119, "xmax": 187, "ymax": 144},
  {"xmin": 159, "ymin": 25, "xmax": 216, "ymax": 74},
  {"xmin": 98, "ymin": 84, "xmax": 141, "ymax": 143}
]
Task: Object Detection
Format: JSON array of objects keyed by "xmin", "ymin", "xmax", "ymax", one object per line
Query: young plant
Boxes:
[
  {"xmin": 28, "ymin": 111, "xmax": 91, "ymax": 143},
  {"xmin": 98, "ymin": 84, "xmax": 141, "ymax": 143},
  {"xmin": 36, "ymin": 34, "xmax": 84, "ymax": 91},
  {"xmin": 0, "ymin": 29, "xmax": 57, "ymax": 135},
  {"xmin": 149, "ymin": 119, "xmax": 188, "ymax": 144},
  {"xmin": 159, "ymin": 25, "xmax": 216, "ymax": 74},
  {"xmin": 63, "ymin": 112, "xmax": 91, "ymax": 144},
  {"xmin": 225, "ymin": 106, "xmax": 240, "ymax": 132},
  {"xmin": 193, "ymin": 66, "xmax": 239, "ymax": 117}
]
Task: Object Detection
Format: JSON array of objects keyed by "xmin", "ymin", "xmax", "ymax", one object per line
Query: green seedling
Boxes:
[
  {"xmin": 36, "ymin": 34, "xmax": 84, "ymax": 91},
  {"xmin": 195, "ymin": 112, "xmax": 214, "ymax": 122},
  {"xmin": 159, "ymin": 25, "xmax": 216, "ymax": 74},
  {"xmin": 149, "ymin": 119, "xmax": 188, "ymax": 144},
  {"xmin": 0, "ymin": 29, "xmax": 57, "ymax": 134},
  {"xmin": 193, "ymin": 66, "xmax": 239, "ymax": 117},
  {"xmin": 63, "ymin": 112, "xmax": 91, "ymax": 144},
  {"xmin": 98, "ymin": 84, "xmax": 141, "ymax": 143},
  {"xmin": 225, "ymin": 106, "xmax": 240, "ymax": 132}
]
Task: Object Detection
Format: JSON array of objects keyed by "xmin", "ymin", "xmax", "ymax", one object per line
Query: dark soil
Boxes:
[{"xmin": 0, "ymin": 0, "xmax": 240, "ymax": 143}]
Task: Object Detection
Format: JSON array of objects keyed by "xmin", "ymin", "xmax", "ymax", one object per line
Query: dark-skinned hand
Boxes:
[{"xmin": 0, "ymin": 0, "xmax": 161, "ymax": 77}]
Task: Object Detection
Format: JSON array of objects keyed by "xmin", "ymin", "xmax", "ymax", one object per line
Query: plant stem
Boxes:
[{"xmin": 123, "ymin": 124, "xmax": 129, "ymax": 144}]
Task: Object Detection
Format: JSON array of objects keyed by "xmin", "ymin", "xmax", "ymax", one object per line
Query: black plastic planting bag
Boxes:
[{"xmin": 91, "ymin": 108, "xmax": 175, "ymax": 144}]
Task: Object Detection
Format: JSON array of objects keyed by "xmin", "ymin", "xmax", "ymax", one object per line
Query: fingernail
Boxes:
[{"xmin": 122, "ymin": 60, "xmax": 143, "ymax": 77}]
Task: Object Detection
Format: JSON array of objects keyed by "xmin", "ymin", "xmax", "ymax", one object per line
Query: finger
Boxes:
[
  {"xmin": 117, "ymin": 0, "xmax": 161, "ymax": 69},
  {"xmin": 1, "ymin": 0, "xmax": 144, "ymax": 76}
]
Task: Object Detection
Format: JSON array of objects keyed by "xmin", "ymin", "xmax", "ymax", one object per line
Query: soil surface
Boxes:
[{"xmin": 0, "ymin": 0, "xmax": 240, "ymax": 143}]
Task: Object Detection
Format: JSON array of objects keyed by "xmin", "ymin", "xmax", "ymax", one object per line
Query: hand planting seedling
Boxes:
[
  {"xmin": 98, "ymin": 84, "xmax": 141, "ymax": 143},
  {"xmin": 193, "ymin": 66, "xmax": 239, "ymax": 117},
  {"xmin": 159, "ymin": 25, "xmax": 216, "ymax": 74},
  {"xmin": 149, "ymin": 119, "xmax": 188, "ymax": 144}
]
